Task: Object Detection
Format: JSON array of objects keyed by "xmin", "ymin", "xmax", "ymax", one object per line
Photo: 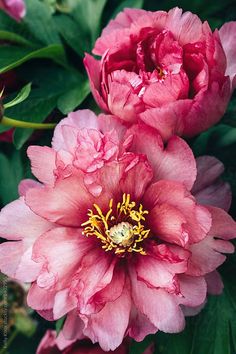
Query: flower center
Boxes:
[{"xmin": 81, "ymin": 193, "xmax": 150, "ymax": 256}]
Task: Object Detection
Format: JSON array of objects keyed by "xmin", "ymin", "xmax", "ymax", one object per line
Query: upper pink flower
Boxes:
[
  {"xmin": 84, "ymin": 7, "xmax": 236, "ymax": 140},
  {"xmin": 0, "ymin": 0, "xmax": 25, "ymax": 21},
  {"xmin": 0, "ymin": 110, "xmax": 235, "ymax": 351},
  {"xmin": 36, "ymin": 330, "xmax": 153, "ymax": 354}
]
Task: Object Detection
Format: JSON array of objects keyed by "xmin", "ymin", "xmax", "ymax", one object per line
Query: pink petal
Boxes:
[
  {"xmin": 107, "ymin": 81, "xmax": 143, "ymax": 123},
  {"xmin": 27, "ymin": 146, "xmax": 56, "ymax": 186},
  {"xmin": 192, "ymin": 156, "xmax": 231, "ymax": 211},
  {"xmin": 166, "ymin": 7, "xmax": 205, "ymax": 45},
  {"xmin": 140, "ymin": 101, "xmax": 190, "ymax": 141},
  {"xmin": 52, "ymin": 109, "xmax": 99, "ymax": 152},
  {"xmin": 84, "ymin": 54, "xmax": 108, "ymax": 111},
  {"xmin": 0, "ymin": 198, "xmax": 53, "ymax": 241},
  {"xmin": 135, "ymin": 254, "xmax": 180, "ymax": 293},
  {"xmin": 32, "ymin": 227, "xmax": 92, "ymax": 289},
  {"xmin": 72, "ymin": 249, "xmax": 117, "ymax": 314},
  {"xmin": 128, "ymin": 307, "xmax": 157, "ymax": 342},
  {"xmin": 62, "ymin": 310, "xmax": 85, "ymax": 341},
  {"xmin": 120, "ymin": 153, "xmax": 153, "ymax": 201},
  {"xmin": 219, "ymin": 22, "xmax": 236, "ymax": 91},
  {"xmin": 187, "ymin": 207, "xmax": 235, "ymax": 276},
  {"xmin": 127, "ymin": 123, "xmax": 196, "ymax": 190},
  {"xmin": 25, "ymin": 173, "xmax": 95, "ymax": 227},
  {"xmin": 18, "ymin": 178, "xmax": 41, "ymax": 197},
  {"xmin": 130, "ymin": 267, "xmax": 185, "ymax": 333},
  {"xmin": 144, "ymin": 181, "xmax": 212, "ymax": 244},
  {"xmin": 148, "ymin": 202, "xmax": 188, "ymax": 247},
  {"xmin": 205, "ymin": 270, "xmax": 223, "ymax": 295},
  {"xmin": 82, "ymin": 285, "xmax": 131, "ymax": 351},
  {"xmin": 176, "ymin": 275, "xmax": 207, "ymax": 307}
]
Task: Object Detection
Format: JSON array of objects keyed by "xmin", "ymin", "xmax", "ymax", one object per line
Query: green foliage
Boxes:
[{"xmin": 4, "ymin": 83, "xmax": 31, "ymax": 109}]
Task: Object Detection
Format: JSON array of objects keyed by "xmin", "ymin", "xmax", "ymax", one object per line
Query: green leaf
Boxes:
[
  {"xmin": 0, "ymin": 44, "xmax": 67, "ymax": 74},
  {"xmin": 23, "ymin": 0, "xmax": 61, "ymax": 45},
  {"xmin": 14, "ymin": 312, "xmax": 37, "ymax": 337},
  {"xmin": 0, "ymin": 125, "xmax": 12, "ymax": 133},
  {"xmin": 56, "ymin": 316, "xmax": 66, "ymax": 335},
  {"xmin": 0, "ymin": 30, "xmax": 35, "ymax": 47},
  {"xmin": 0, "ymin": 150, "xmax": 25, "ymax": 204},
  {"xmin": 54, "ymin": 14, "xmax": 91, "ymax": 56},
  {"xmin": 4, "ymin": 83, "xmax": 32, "ymax": 109},
  {"xmin": 72, "ymin": 0, "xmax": 108, "ymax": 47},
  {"xmin": 57, "ymin": 79, "xmax": 90, "ymax": 114},
  {"xmin": 5, "ymin": 64, "xmax": 89, "ymax": 148},
  {"xmin": 111, "ymin": 0, "xmax": 144, "ymax": 19}
]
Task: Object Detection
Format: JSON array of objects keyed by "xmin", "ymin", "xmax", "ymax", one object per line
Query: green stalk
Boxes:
[{"xmin": 1, "ymin": 116, "xmax": 56, "ymax": 130}]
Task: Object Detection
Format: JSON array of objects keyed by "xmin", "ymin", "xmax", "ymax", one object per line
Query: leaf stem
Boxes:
[{"xmin": 1, "ymin": 117, "xmax": 56, "ymax": 130}]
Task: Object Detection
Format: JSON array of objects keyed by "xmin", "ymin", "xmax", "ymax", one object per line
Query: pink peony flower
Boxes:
[
  {"xmin": 0, "ymin": 0, "xmax": 25, "ymax": 21},
  {"xmin": 36, "ymin": 330, "xmax": 154, "ymax": 354},
  {"xmin": 84, "ymin": 7, "xmax": 236, "ymax": 140},
  {"xmin": 0, "ymin": 110, "xmax": 235, "ymax": 351}
]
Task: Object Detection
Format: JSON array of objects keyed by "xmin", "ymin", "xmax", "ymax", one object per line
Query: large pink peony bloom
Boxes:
[
  {"xmin": 0, "ymin": 0, "xmax": 25, "ymax": 21},
  {"xmin": 36, "ymin": 330, "xmax": 154, "ymax": 354},
  {"xmin": 84, "ymin": 7, "xmax": 236, "ymax": 140},
  {"xmin": 0, "ymin": 110, "xmax": 235, "ymax": 351}
]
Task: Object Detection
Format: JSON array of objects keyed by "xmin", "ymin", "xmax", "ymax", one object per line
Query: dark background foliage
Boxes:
[{"xmin": 0, "ymin": 0, "xmax": 235, "ymax": 353}]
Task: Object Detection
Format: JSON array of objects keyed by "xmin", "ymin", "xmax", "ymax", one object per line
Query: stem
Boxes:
[
  {"xmin": 1, "ymin": 117, "xmax": 56, "ymax": 130},
  {"xmin": 0, "ymin": 329, "xmax": 18, "ymax": 354}
]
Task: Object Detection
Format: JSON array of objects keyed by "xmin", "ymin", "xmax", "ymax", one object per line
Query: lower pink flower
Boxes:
[
  {"xmin": 0, "ymin": 0, "xmax": 25, "ymax": 21},
  {"xmin": 0, "ymin": 110, "xmax": 235, "ymax": 351},
  {"xmin": 36, "ymin": 330, "xmax": 153, "ymax": 354}
]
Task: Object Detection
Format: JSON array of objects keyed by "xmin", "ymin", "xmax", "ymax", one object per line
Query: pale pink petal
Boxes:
[
  {"xmin": 27, "ymin": 146, "xmax": 56, "ymax": 186},
  {"xmin": 127, "ymin": 124, "xmax": 196, "ymax": 190},
  {"xmin": 219, "ymin": 22, "xmax": 236, "ymax": 90},
  {"xmin": 52, "ymin": 109, "xmax": 99, "ymax": 152},
  {"xmin": 0, "ymin": 198, "xmax": 53, "ymax": 241}
]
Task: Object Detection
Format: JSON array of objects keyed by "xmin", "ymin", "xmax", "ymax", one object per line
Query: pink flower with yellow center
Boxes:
[
  {"xmin": 0, "ymin": 110, "xmax": 235, "ymax": 351},
  {"xmin": 0, "ymin": 0, "xmax": 25, "ymax": 21}
]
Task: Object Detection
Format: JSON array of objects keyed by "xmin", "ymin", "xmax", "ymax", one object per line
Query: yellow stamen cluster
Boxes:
[{"xmin": 81, "ymin": 193, "xmax": 150, "ymax": 256}]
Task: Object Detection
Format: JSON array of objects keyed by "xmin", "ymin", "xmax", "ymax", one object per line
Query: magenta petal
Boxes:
[{"xmin": 219, "ymin": 21, "xmax": 236, "ymax": 91}]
